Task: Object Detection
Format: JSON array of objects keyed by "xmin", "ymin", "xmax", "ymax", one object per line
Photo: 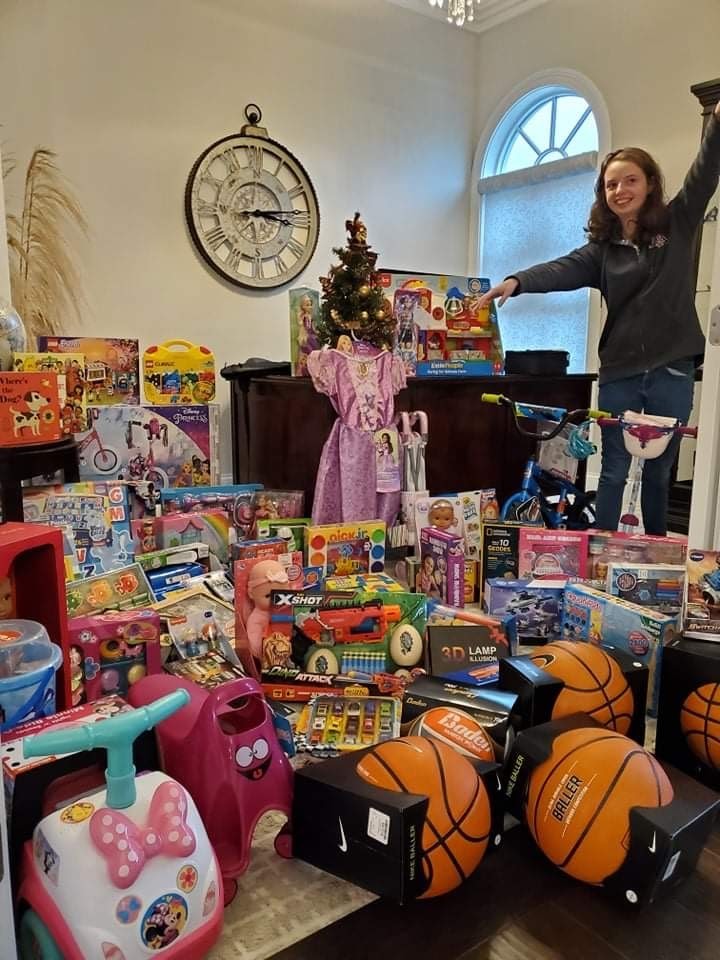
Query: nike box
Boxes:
[
  {"xmin": 504, "ymin": 714, "xmax": 720, "ymax": 907},
  {"xmin": 292, "ymin": 747, "xmax": 504, "ymax": 903}
]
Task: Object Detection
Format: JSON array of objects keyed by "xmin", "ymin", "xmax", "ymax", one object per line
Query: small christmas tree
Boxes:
[{"xmin": 317, "ymin": 213, "xmax": 396, "ymax": 349}]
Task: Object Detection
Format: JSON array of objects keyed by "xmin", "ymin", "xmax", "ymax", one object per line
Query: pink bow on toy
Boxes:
[{"xmin": 89, "ymin": 781, "xmax": 196, "ymax": 889}]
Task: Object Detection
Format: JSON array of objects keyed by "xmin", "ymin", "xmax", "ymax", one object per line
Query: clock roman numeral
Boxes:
[
  {"xmin": 272, "ymin": 155, "xmax": 284, "ymax": 178},
  {"xmin": 203, "ymin": 225, "xmax": 227, "ymax": 251},
  {"xmin": 252, "ymin": 255, "xmax": 264, "ymax": 279},
  {"xmin": 285, "ymin": 237, "xmax": 305, "ymax": 261},
  {"xmin": 200, "ymin": 171, "xmax": 222, "ymax": 188},
  {"xmin": 291, "ymin": 211, "xmax": 311, "ymax": 229},
  {"xmin": 288, "ymin": 184, "xmax": 305, "ymax": 200},
  {"xmin": 272, "ymin": 255, "xmax": 286, "ymax": 276},
  {"xmin": 222, "ymin": 147, "xmax": 240, "ymax": 172},
  {"xmin": 247, "ymin": 146, "xmax": 264, "ymax": 179},
  {"xmin": 195, "ymin": 199, "xmax": 218, "ymax": 217},
  {"xmin": 226, "ymin": 247, "xmax": 243, "ymax": 273}
]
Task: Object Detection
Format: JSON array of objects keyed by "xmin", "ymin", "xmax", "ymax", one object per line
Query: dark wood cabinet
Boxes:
[{"xmin": 222, "ymin": 364, "xmax": 595, "ymax": 512}]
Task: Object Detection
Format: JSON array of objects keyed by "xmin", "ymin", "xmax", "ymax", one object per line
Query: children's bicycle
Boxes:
[
  {"xmin": 481, "ymin": 393, "xmax": 608, "ymax": 529},
  {"xmin": 594, "ymin": 411, "xmax": 697, "ymax": 533}
]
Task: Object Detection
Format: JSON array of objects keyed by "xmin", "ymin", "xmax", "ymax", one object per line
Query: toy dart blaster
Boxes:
[{"xmin": 297, "ymin": 601, "xmax": 402, "ymax": 646}]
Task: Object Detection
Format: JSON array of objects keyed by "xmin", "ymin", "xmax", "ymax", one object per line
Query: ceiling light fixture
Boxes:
[{"xmin": 428, "ymin": 0, "xmax": 476, "ymax": 28}]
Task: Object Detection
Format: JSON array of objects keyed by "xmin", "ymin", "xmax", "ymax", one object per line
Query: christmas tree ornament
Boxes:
[
  {"xmin": 375, "ymin": 309, "xmax": 386, "ymax": 321},
  {"xmin": 359, "ymin": 311, "xmax": 369, "ymax": 321},
  {"xmin": 358, "ymin": 284, "xmax": 370, "ymax": 298}
]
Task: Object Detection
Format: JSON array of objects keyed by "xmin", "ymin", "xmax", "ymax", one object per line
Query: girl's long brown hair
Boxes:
[{"xmin": 586, "ymin": 147, "xmax": 670, "ymax": 244}]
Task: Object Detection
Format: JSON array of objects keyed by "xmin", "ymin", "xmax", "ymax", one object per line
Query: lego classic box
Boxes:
[
  {"xmin": 292, "ymin": 745, "xmax": 504, "ymax": 903},
  {"xmin": 655, "ymin": 638, "xmax": 720, "ymax": 792},
  {"xmin": 0, "ymin": 372, "xmax": 62, "ymax": 446},
  {"xmin": 503, "ymin": 713, "xmax": 720, "ymax": 907}
]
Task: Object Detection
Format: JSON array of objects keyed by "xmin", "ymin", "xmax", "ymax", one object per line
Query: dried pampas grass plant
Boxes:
[{"xmin": 3, "ymin": 148, "xmax": 87, "ymax": 343}]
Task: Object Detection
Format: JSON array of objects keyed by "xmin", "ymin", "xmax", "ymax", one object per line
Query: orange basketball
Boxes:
[
  {"xmin": 526, "ymin": 727, "xmax": 673, "ymax": 884},
  {"xmin": 680, "ymin": 683, "xmax": 720, "ymax": 771},
  {"xmin": 355, "ymin": 736, "xmax": 491, "ymax": 897},
  {"xmin": 531, "ymin": 641, "xmax": 634, "ymax": 734},
  {"xmin": 409, "ymin": 707, "xmax": 495, "ymax": 763}
]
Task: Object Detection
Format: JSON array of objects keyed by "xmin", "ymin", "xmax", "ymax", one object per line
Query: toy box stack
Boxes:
[{"xmin": 376, "ymin": 271, "xmax": 504, "ymax": 377}]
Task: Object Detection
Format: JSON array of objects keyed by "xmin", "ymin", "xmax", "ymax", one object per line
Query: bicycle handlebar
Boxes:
[
  {"xmin": 596, "ymin": 417, "xmax": 698, "ymax": 438},
  {"xmin": 481, "ymin": 393, "xmax": 610, "ymax": 441}
]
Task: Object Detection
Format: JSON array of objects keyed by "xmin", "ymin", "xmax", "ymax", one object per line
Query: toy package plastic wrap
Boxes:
[
  {"xmin": 376, "ymin": 270, "xmax": 503, "ymax": 377},
  {"xmin": 13, "ymin": 352, "xmax": 87, "ymax": 434},
  {"xmin": 158, "ymin": 484, "xmax": 263, "ymax": 539},
  {"xmin": 23, "ymin": 482, "xmax": 135, "ymax": 578},
  {"xmin": 295, "ymin": 695, "xmax": 401, "ymax": 753},
  {"xmin": 38, "ymin": 335, "xmax": 140, "ymax": 405},
  {"xmin": 154, "ymin": 586, "xmax": 238, "ymax": 662},
  {"xmin": 65, "ymin": 563, "xmax": 154, "ymax": 617},
  {"xmin": 75, "ymin": 403, "xmax": 219, "ymax": 487},
  {"xmin": 142, "ymin": 339, "xmax": 216, "ymax": 404},
  {"xmin": 0, "ymin": 371, "xmax": 62, "ymax": 446}
]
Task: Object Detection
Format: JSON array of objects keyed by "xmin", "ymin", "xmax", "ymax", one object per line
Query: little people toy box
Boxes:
[
  {"xmin": 143, "ymin": 339, "xmax": 216, "ymax": 404},
  {"xmin": 0, "ymin": 372, "xmax": 62, "ymax": 446}
]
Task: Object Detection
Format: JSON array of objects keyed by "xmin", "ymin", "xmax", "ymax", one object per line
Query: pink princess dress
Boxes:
[{"xmin": 307, "ymin": 344, "xmax": 406, "ymax": 524}]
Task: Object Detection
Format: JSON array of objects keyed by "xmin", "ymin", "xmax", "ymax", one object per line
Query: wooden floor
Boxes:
[{"xmin": 275, "ymin": 819, "xmax": 720, "ymax": 960}]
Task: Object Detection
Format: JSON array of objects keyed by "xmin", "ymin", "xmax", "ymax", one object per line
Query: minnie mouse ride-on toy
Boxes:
[
  {"xmin": 16, "ymin": 691, "xmax": 224, "ymax": 960},
  {"xmin": 129, "ymin": 674, "xmax": 293, "ymax": 904}
]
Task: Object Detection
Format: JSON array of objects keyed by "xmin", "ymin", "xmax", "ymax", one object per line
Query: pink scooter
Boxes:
[{"xmin": 129, "ymin": 674, "xmax": 293, "ymax": 903}]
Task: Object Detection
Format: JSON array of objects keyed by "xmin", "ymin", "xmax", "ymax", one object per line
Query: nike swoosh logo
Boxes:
[
  {"xmin": 338, "ymin": 817, "xmax": 348, "ymax": 853},
  {"xmin": 649, "ymin": 831, "xmax": 656, "ymax": 854}
]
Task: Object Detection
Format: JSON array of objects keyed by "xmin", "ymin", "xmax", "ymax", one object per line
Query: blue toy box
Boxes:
[
  {"xmin": 562, "ymin": 583, "xmax": 680, "ymax": 715},
  {"xmin": 484, "ymin": 578, "xmax": 565, "ymax": 645},
  {"xmin": 605, "ymin": 563, "xmax": 686, "ymax": 615}
]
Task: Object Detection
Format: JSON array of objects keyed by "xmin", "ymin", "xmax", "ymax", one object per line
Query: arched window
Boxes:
[{"xmin": 478, "ymin": 86, "xmax": 600, "ymax": 372}]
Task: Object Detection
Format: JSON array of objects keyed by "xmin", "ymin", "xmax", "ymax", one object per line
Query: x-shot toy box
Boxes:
[
  {"xmin": 562, "ymin": 583, "xmax": 680, "ymax": 715},
  {"xmin": 376, "ymin": 270, "xmax": 503, "ymax": 377}
]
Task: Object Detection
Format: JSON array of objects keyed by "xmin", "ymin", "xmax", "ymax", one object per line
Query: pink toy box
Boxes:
[
  {"xmin": 418, "ymin": 527, "xmax": 465, "ymax": 607},
  {"xmin": 129, "ymin": 673, "xmax": 293, "ymax": 904},
  {"xmin": 133, "ymin": 510, "xmax": 232, "ymax": 564},
  {"xmin": 67, "ymin": 609, "xmax": 162, "ymax": 705},
  {"xmin": 518, "ymin": 528, "xmax": 587, "ymax": 580}
]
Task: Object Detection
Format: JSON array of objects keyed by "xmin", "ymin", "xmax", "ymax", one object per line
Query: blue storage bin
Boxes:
[{"xmin": 0, "ymin": 620, "xmax": 62, "ymax": 731}]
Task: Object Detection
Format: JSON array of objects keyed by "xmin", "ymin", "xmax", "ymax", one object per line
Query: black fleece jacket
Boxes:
[{"xmin": 510, "ymin": 113, "xmax": 720, "ymax": 385}]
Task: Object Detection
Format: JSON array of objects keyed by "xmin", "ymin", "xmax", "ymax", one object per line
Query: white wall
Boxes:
[{"xmin": 0, "ymin": 0, "xmax": 477, "ymax": 476}]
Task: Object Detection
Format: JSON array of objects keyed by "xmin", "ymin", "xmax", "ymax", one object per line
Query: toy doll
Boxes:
[
  {"xmin": 428, "ymin": 499, "xmax": 457, "ymax": 532},
  {"xmin": 307, "ymin": 340, "xmax": 406, "ymax": 524},
  {"xmin": 0, "ymin": 575, "xmax": 15, "ymax": 619},
  {"xmin": 240, "ymin": 559, "xmax": 291, "ymax": 661}
]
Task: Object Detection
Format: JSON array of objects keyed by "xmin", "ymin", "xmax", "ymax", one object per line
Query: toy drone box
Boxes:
[
  {"xmin": 655, "ymin": 638, "xmax": 720, "ymax": 792},
  {"xmin": 0, "ymin": 371, "xmax": 62, "ymax": 446},
  {"xmin": 498, "ymin": 643, "xmax": 648, "ymax": 745},
  {"xmin": 400, "ymin": 675, "xmax": 518, "ymax": 759},
  {"xmin": 484, "ymin": 578, "xmax": 565, "ymax": 645},
  {"xmin": 38, "ymin": 335, "xmax": 140, "ymax": 405},
  {"xmin": 292, "ymin": 746, "xmax": 504, "ymax": 903},
  {"xmin": 503, "ymin": 713, "xmax": 720, "ymax": 907},
  {"xmin": 562, "ymin": 583, "xmax": 680, "ymax": 715},
  {"xmin": 683, "ymin": 548, "xmax": 720, "ymax": 641},
  {"xmin": 75, "ymin": 403, "xmax": 219, "ymax": 487},
  {"xmin": 1, "ymin": 695, "xmax": 157, "ymax": 884},
  {"xmin": 376, "ymin": 270, "xmax": 504, "ymax": 378}
]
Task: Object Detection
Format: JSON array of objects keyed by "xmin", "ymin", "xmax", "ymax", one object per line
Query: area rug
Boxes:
[{"xmin": 208, "ymin": 812, "xmax": 376, "ymax": 960}]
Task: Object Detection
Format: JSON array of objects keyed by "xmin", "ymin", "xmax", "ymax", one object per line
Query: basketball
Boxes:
[
  {"xmin": 525, "ymin": 727, "xmax": 673, "ymax": 884},
  {"xmin": 531, "ymin": 641, "xmax": 634, "ymax": 734},
  {"xmin": 409, "ymin": 707, "xmax": 495, "ymax": 763},
  {"xmin": 680, "ymin": 683, "xmax": 720, "ymax": 771},
  {"xmin": 355, "ymin": 736, "xmax": 491, "ymax": 897}
]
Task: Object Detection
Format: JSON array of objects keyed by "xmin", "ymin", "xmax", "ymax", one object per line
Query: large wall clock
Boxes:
[{"xmin": 185, "ymin": 104, "xmax": 320, "ymax": 290}]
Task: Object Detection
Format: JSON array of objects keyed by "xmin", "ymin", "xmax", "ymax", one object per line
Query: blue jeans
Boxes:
[{"xmin": 596, "ymin": 361, "xmax": 695, "ymax": 535}]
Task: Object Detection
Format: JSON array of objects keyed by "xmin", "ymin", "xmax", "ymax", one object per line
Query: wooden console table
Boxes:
[{"xmin": 223, "ymin": 363, "xmax": 596, "ymax": 511}]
